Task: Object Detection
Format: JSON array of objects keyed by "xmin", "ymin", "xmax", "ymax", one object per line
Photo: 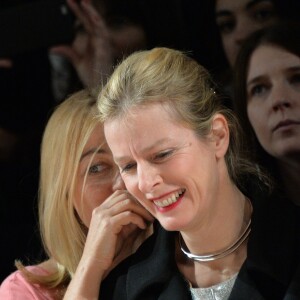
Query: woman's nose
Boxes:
[
  {"xmin": 234, "ymin": 19, "xmax": 256, "ymax": 46},
  {"xmin": 270, "ymin": 84, "xmax": 292, "ymax": 112},
  {"xmin": 137, "ymin": 164, "xmax": 162, "ymax": 194},
  {"xmin": 272, "ymin": 99, "xmax": 291, "ymax": 112}
]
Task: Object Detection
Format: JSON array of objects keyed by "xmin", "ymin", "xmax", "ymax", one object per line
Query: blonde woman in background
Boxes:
[{"xmin": 0, "ymin": 89, "xmax": 153, "ymax": 299}]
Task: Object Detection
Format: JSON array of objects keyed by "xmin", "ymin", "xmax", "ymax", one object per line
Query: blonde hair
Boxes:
[
  {"xmin": 97, "ymin": 47, "xmax": 257, "ymax": 185},
  {"xmin": 18, "ymin": 89, "xmax": 101, "ymax": 289}
]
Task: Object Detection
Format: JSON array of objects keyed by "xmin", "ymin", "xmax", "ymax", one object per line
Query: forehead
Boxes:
[
  {"xmin": 216, "ymin": 0, "xmax": 249, "ymax": 11},
  {"xmin": 84, "ymin": 123, "xmax": 107, "ymax": 150},
  {"xmin": 215, "ymin": 0, "xmax": 272, "ymax": 12},
  {"xmin": 104, "ymin": 103, "xmax": 190, "ymax": 155},
  {"xmin": 247, "ymin": 45, "xmax": 300, "ymax": 79},
  {"xmin": 105, "ymin": 103, "xmax": 175, "ymax": 136}
]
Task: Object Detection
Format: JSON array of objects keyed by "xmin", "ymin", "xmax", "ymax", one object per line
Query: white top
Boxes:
[{"xmin": 190, "ymin": 273, "xmax": 238, "ymax": 300}]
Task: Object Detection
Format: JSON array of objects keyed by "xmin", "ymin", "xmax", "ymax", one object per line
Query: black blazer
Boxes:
[{"xmin": 100, "ymin": 183, "xmax": 300, "ymax": 299}]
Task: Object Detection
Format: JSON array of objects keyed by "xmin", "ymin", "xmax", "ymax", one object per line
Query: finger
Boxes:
[
  {"xmin": 100, "ymin": 189, "xmax": 146, "ymax": 210},
  {"xmin": 110, "ymin": 211, "xmax": 148, "ymax": 233},
  {"xmin": 113, "ymin": 195, "xmax": 154, "ymax": 221},
  {"xmin": 50, "ymin": 45, "xmax": 79, "ymax": 65},
  {"xmin": 118, "ymin": 200, "xmax": 154, "ymax": 223},
  {"xmin": 80, "ymin": 1, "xmax": 109, "ymax": 37},
  {"xmin": 67, "ymin": 0, "xmax": 93, "ymax": 33},
  {"xmin": 102, "ymin": 198, "xmax": 154, "ymax": 224},
  {"xmin": 95, "ymin": 190, "xmax": 154, "ymax": 223},
  {"xmin": 100, "ymin": 190, "xmax": 133, "ymax": 208}
]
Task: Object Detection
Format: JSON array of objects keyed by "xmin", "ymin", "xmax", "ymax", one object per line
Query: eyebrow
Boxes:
[
  {"xmin": 247, "ymin": 65, "xmax": 300, "ymax": 87},
  {"xmin": 215, "ymin": 0, "xmax": 272, "ymax": 18},
  {"xmin": 80, "ymin": 148, "xmax": 107, "ymax": 162},
  {"xmin": 114, "ymin": 138, "xmax": 172, "ymax": 164},
  {"xmin": 247, "ymin": 75, "xmax": 265, "ymax": 88}
]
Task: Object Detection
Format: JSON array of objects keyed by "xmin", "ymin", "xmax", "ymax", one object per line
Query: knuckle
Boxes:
[{"xmin": 92, "ymin": 206, "xmax": 103, "ymax": 216}]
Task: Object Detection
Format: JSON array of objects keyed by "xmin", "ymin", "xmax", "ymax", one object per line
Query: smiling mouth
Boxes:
[{"xmin": 153, "ymin": 189, "xmax": 186, "ymax": 208}]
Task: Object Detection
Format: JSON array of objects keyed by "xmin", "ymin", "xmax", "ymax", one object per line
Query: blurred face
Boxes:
[
  {"xmin": 104, "ymin": 103, "xmax": 227, "ymax": 233},
  {"xmin": 74, "ymin": 124, "xmax": 125, "ymax": 227},
  {"xmin": 215, "ymin": 0, "xmax": 277, "ymax": 67},
  {"xmin": 247, "ymin": 45, "xmax": 300, "ymax": 160}
]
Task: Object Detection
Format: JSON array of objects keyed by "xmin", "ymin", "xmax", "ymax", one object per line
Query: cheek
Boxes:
[
  {"xmin": 121, "ymin": 174, "xmax": 152, "ymax": 209},
  {"xmin": 122, "ymin": 175, "xmax": 139, "ymax": 197},
  {"xmin": 221, "ymin": 36, "xmax": 232, "ymax": 53},
  {"xmin": 74, "ymin": 182, "xmax": 113, "ymax": 227},
  {"xmin": 247, "ymin": 103, "xmax": 261, "ymax": 130},
  {"xmin": 247, "ymin": 104, "xmax": 255, "ymax": 127},
  {"xmin": 247, "ymin": 103, "xmax": 268, "ymax": 141}
]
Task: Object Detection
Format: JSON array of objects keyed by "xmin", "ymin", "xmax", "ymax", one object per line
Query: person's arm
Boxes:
[{"xmin": 63, "ymin": 190, "xmax": 153, "ymax": 300}]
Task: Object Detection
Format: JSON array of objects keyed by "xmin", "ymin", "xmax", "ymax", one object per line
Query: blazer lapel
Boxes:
[{"xmin": 126, "ymin": 226, "xmax": 191, "ymax": 300}]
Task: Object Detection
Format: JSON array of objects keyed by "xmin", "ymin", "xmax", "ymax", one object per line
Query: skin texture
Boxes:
[
  {"xmin": 106, "ymin": 107, "xmax": 220, "ymax": 233},
  {"xmin": 105, "ymin": 103, "xmax": 244, "ymax": 246},
  {"xmin": 104, "ymin": 102, "xmax": 251, "ymax": 287},
  {"xmin": 65, "ymin": 123, "xmax": 154, "ymax": 299},
  {"xmin": 215, "ymin": 0, "xmax": 277, "ymax": 67},
  {"xmin": 246, "ymin": 45, "xmax": 300, "ymax": 160},
  {"xmin": 74, "ymin": 123, "xmax": 125, "ymax": 226}
]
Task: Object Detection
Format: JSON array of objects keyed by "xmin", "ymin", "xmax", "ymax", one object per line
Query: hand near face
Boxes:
[
  {"xmin": 64, "ymin": 190, "xmax": 153, "ymax": 299},
  {"xmin": 82, "ymin": 190, "xmax": 153, "ymax": 277},
  {"xmin": 50, "ymin": 0, "xmax": 114, "ymax": 88}
]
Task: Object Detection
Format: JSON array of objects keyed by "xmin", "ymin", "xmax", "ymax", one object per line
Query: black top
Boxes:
[{"xmin": 100, "ymin": 180, "xmax": 300, "ymax": 299}]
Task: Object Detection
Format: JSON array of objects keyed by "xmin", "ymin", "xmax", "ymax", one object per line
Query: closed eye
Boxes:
[
  {"xmin": 153, "ymin": 150, "xmax": 174, "ymax": 161},
  {"xmin": 121, "ymin": 162, "xmax": 137, "ymax": 173}
]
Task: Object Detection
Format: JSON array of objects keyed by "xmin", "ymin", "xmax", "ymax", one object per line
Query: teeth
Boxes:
[
  {"xmin": 163, "ymin": 199, "xmax": 169, "ymax": 206},
  {"xmin": 153, "ymin": 189, "xmax": 185, "ymax": 208}
]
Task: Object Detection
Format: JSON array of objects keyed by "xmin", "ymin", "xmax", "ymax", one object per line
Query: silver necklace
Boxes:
[{"xmin": 179, "ymin": 202, "xmax": 252, "ymax": 262}]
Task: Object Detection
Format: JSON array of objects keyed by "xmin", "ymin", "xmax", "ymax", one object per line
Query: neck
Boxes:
[
  {"xmin": 180, "ymin": 181, "xmax": 249, "ymax": 256},
  {"xmin": 178, "ymin": 210, "xmax": 251, "ymax": 262},
  {"xmin": 175, "ymin": 188, "xmax": 252, "ymax": 288},
  {"xmin": 175, "ymin": 238, "xmax": 247, "ymax": 287}
]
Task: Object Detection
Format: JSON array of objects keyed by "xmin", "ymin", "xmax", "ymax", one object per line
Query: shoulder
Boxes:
[
  {"xmin": 0, "ymin": 266, "xmax": 55, "ymax": 300},
  {"xmin": 101, "ymin": 223, "xmax": 179, "ymax": 299}
]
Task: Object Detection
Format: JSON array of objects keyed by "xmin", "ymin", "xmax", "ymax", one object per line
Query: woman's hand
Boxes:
[
  {"xmin": 63, "ymin": 190, "xmax": 153, "ymax": 299},
  {"xmin": 84, "ymin": 190, "xmax": 153, "ymax": 275},
  {"xmin": 50, "ymin": 0, "xmax": 114, "ymax": 88}
]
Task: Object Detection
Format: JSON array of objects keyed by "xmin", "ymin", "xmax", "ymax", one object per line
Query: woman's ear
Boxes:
[{"xmin": 211, "ymin": 113, "xmax": 230, "ymax": 159}]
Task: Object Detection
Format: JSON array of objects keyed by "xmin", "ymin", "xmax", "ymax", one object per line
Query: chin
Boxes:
[
  {"xmin": 271, "ymin": 144, "xmax": 300, "ymax": 159},
  {"xmin": 159, "ymin": 219, "xmax": 187, "ymax": 232}
]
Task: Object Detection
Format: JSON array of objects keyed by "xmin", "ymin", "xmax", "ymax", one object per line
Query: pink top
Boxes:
[{"xmin": 0, "ymin": 266, "xmax": 59, "ymax": 299}]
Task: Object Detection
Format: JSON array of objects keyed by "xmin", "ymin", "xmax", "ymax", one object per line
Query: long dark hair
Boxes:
[{"xmin": 233, "ymin": 21, "xmax": 300, "ymax": 177}]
